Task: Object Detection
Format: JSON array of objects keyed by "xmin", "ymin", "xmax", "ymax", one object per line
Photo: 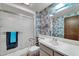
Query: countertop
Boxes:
[
  {"xmin": 5, "ymin": 48, "xmax": 29, "ymax": 56},
  {"xmin": 39, "ymin": 37, "xmax": 79, "ymax": 56}
]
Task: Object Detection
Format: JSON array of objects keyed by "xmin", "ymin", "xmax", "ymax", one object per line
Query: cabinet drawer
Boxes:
[{"xmin": 40, "ymin": 43, "xmax": 53, "ymax": 56}]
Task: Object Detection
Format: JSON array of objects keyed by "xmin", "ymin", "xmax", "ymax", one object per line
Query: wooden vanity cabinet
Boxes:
[
  {"xmin": 40, "ymin": 50, "xmax": 50, "ymax": 56},
  {"xmin": 40, "ymin": 43, "xmax": 64, "ymax": 56},
  {"xmin": 40, "ymin": 43, "xmax": 53, "ymax": 56},
  {"xmin": 54, "ymin": 51, "xmax": 64, "ymax": 56}
]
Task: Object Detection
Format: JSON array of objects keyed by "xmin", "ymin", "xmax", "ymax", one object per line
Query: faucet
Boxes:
[
  {"xmin": 53, "ymin": 38, "xmax": 57, "ymax": 42},
  {"xmin": 52, "ymin": 38, "xmax": 59, "ymax": 45}
]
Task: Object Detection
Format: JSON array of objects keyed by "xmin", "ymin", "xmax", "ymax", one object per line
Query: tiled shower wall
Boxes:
[{"xmin": 36, "ymin": 3, "xmax": 79, "ymax": 38}]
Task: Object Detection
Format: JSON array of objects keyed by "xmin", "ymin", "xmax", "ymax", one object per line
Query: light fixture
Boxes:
[
  {"xmin": 56, "ymin": 6, "xmax": 69, "ymax": 13},
  {"xmin": 54, "ymin": 3, "xmax": 66, "ymax": 10},
  {"xmin": 24, "ymin": 3, "xmax": 32, "ymax": 6},
  {"xmin": 49, "ymin": 14, "xmax": 53, "ymax": 17},
  {"xmin": 49, "ymin": 14, "xmax": 54, "ymax": 17},
  {"xmin": 25, "ymin": 3, "xmax": 30, "ymax": 5}
]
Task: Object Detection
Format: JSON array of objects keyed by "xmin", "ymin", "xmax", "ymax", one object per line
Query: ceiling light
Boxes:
[
  {"xmin": 49, "ymin": 14, "xmax": 54, "ymax": 17},
  {"xmin": 54, "ymin": 3, "xmax": 66, "ymax": 10},
  {"xmin": 24, "ymin": 3, "xmax": 31, "ymax": 6},
  {"xmin": 25, "ymin": 3, "xmax": 30, "ymax": 5},
  {"xmin": 56, "ymin": 6, "xmax": 69, "ymax": 13}
]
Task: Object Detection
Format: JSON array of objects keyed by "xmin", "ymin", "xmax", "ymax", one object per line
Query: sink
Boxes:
[
  {"xmin": 47, "ymin": 38, "xmax": 59, "ymax": 46},
  {"xmin": 49, "ymin": 41, "xmax": 59, "ymax": 46},
  {"xmin": 39, "ymin": 37, "xmax": 59, "ymax": 47}
]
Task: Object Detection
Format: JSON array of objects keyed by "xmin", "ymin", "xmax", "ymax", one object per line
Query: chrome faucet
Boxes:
[{"xmin": 53, "ymin": 38, "xmax": 57, "ymax": 42}]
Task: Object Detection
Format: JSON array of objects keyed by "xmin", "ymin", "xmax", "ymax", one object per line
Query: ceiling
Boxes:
[
  {"xmin": 14, "ymin": 3, "xmax": 52, "ymax": 12},
  {"xmin": 0, "ymin": 3, "xmax": 52, "ymax": 18}
]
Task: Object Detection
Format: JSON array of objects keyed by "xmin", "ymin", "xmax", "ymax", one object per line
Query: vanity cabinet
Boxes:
[
  {"xmin": 54, "ymin": 51, "xmax": 64, "ymax": 56},
  {"xmin": 40, "ymin": 43, "xmax": 64, "ymax": 56},
  {"xmin": 40, "ymin": 50, "xmax": 49, "ymax": 56},
  {"xmin": 40, "ymin": 43, "xmax": 53, "ymax": 56}
]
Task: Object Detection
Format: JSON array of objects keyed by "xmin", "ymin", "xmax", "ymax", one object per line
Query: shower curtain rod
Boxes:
[{"xmin": 0, "ymin": 9, "xmax": 33, "ymax": 19}]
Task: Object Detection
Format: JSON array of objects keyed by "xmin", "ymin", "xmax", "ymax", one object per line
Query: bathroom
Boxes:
[{"xmin": 0, "ymin": 3, "xmax": 79, "ymax": 56}]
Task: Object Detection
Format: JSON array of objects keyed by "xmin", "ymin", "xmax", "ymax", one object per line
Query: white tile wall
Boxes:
[{"xmin": 0, "ymin": 12, "xmax": 34, "ymax": 56}]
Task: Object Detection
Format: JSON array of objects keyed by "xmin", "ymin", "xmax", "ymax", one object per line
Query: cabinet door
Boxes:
[
  {"xmin": 64, "ymin": 16, "xmax": 79, "ymax": 41},
  {"xmin": 40, "ymin": 50, "xmax": 49, "ymax": 56},
  {"xmin": 54, "ymin": 51, "xmax": 63, "ymax": 56},
  {"xmin": 40, "ymin": 43, "xmax": 53, "ymax": 56}
]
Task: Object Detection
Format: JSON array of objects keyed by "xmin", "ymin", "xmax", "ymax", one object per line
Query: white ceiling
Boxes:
[
  {"xmin": 0, "ymin": 3, "xmax": 34, "ymax": 17},
  {"xmin": 14, "ymin": 3, "xmax": 52, "ymax": 12},
  {"xmin": 0, "ymin": 3, "xmax": 52, "ymax": 18}
]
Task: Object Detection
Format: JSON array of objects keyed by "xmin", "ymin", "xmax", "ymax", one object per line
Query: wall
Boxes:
[
  {"xmin": 36, "ymin": 12, "xmax": 41, "ymax": 36},
  {"xmin": 36, "ymin": 3, "xmax": 79, "ymax": 38},
  {"xmin": 53, "ymin": 17, "xmax": 64, "ymax": 38},
  {"xmin": 52, "ymin": 11, "xmax": 79, "ymax": 38},
  {"xmin": 36, "ymin": 9, "xmax": 52, "ymax": 36},
  {"xmin": 0, "ymin": 11, "xmax": 34, "ymax": 55},
  {"xmin": 36, "ymin": 4, "xmax": 57, "ymax": 36}
]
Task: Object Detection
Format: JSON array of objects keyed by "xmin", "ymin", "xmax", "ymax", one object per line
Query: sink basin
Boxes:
[
  {"xmin": 47, "ymin": 39, "xmax": 59, "ymax": 46},
  {"xmin": 39, "ymin": 37, "xmax": 59, "ymax": 47},
  {"xmin": 50, "ymin": 41, "xmax": 59, "ymax": 46}
]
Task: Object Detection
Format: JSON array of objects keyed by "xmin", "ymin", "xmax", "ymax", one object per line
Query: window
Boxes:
[
  {"xmin": 10, "ymin": 32, "xmax": 17, "ymax": 43},
  {"xmin": 6, "ymin": 32, "xmax": 18, "ymax": 50}
]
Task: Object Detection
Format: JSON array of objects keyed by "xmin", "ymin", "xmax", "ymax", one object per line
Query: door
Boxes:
[{"xmin": 64, "ymin": 15, "xmax": 79, "ymax": 41}]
